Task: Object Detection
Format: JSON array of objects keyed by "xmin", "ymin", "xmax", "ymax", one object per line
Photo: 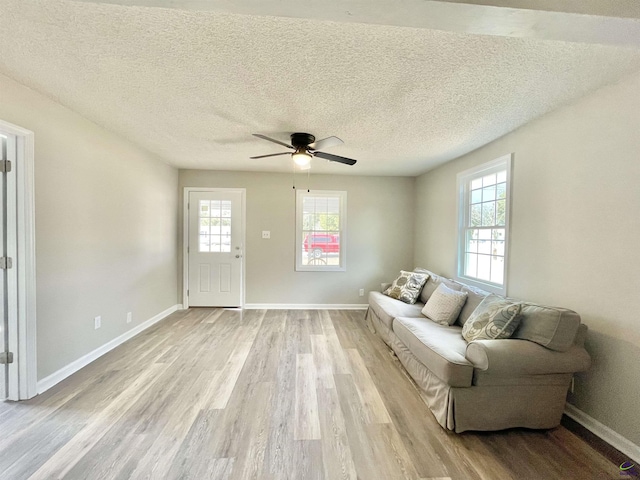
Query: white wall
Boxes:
[
  {"xmin": 179, "ymin": 170, "xmax": 415, "ymax": 305},
  {"xmin": 0, "ymin": 73, "xmax": 179, "ymax": 380},
  {"xmin": 414, "ymin": 70, "xmax": 640, "ymax": 446}
]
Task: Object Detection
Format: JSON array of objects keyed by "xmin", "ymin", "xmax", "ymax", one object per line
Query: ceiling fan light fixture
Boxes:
[
  {"xmin": 251, "ymin": 132, "xmax": 357, "ymax": 167},
  {"xmin": 292, "ymin": 148, "xmax": 311, "ymax": 166}
]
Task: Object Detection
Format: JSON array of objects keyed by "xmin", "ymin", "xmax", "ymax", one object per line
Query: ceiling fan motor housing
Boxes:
[{"xmin": 290, "ymin": 132, "xmax": 315, "ymax": 148}]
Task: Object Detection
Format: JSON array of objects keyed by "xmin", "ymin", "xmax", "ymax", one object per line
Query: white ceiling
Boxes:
[{"xmin": 1, "ymin": 0, "xmax": 640, "ymax": 176}]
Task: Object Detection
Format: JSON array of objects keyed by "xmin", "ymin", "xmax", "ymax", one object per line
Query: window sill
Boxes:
[{"xmin": 296, "ymin": 266, "xmax": 346, "ymax": 272}]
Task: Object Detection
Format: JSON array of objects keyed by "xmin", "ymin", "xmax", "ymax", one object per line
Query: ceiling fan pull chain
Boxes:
[
  {"xmin": 307, "ymin": 167, "xmax": 311, "ymax": 193},
  {"xmin": 292, "ymin": 163, "xmax": 296, "ymax": 190}
]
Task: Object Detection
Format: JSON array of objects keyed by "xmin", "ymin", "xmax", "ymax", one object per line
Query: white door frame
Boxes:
[
  {"xmin": 0, "ymin": 119, "xmax": 37, "ymax": 400},
  {"xmin": 183, "ymin": 187, "xmax": 246, "ymax": 309}
]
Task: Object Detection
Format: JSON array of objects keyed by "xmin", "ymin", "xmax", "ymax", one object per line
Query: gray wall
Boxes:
[
  {"xmin": 414, "ymin": 70, "xmax": 640, "ymax": 445},
  {"xmin": 178, "ymin": 171, "xmax": 415, "ymax": 305},
  {"xmin": 0, "ymin": 73, "xmax": 179, "ymax": 380}
]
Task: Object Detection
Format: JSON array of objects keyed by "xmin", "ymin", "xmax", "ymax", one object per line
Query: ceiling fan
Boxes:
[{"xmin": 250, "ymin": 133, "xmax": 358, "ymax": 169}]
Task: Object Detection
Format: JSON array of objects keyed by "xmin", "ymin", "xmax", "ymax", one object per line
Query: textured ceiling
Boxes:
[{"xmin": 1, "ymin": 1, "xmax": 640, "ymax": 176}]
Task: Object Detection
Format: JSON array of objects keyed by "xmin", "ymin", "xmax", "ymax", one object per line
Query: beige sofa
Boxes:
[{"xmin": 366, "ymin": 269, "xmax": 591, "ymax": 433}]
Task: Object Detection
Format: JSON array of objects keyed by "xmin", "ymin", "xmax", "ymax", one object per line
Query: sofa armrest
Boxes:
[
  {"xmin": 466, "ymin": 339, "xmax": 591, "ymax": 376},
  {"xmin": 381, "ymin": 282, "xmax": 391, "ymax": 292}
]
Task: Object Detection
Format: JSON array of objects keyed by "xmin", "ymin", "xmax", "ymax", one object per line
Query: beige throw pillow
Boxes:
[
  {"xmin": 421, "ymin": 283, "xmax": 468, "ymax": 326},
  {"xmin": 383, "ymin": 270, "xmax": 429, "ymax": 304},
  {"xmin": 462, "ymin": 294, "xmax": 522, "ymax": 342}
]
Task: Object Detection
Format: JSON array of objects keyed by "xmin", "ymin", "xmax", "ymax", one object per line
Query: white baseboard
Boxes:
[
  {"xmin": 37, "ymin": 304, "xmax": 181, "ymax": 394},
  {"xmin": 243, "ymin": 303, "xmax": 368, "ymax": 310},
  {"xmin": 565, "ymin": 403, "xmax": 640, "ymax": 462}
]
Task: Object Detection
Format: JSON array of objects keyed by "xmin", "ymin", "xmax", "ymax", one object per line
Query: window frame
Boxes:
[
  {"xmin": 295, "ymin": 189, "xmax": 347, "ymax": 272},
  {"xmin": 456, "ymin": 154, "xmax": 513, "ymax": 295}
]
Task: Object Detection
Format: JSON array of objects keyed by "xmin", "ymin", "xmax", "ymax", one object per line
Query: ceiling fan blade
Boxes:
[
  {"xmin": 250, "ymin": 152, "xmax": 291, "ymax": 159},
  {"xmin": 313, "ymin": 151, "xmax": 357, "ymax": 166},
  {"xmin": 309, "ymin": 136, "xmax": 344, "ymax": 151},
  {"xmin": 252, "ymin": 134, "xmax": 294, "ymax": 149}
]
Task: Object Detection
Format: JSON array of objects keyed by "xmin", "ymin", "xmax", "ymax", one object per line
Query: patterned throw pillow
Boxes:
[
  {"xmin": 383, "ymin": 270, "xmax": 429, "ymax": 304},
  {"xmin": 462, "ymin": 294, "xmax": 522, "ymax": 342},
  {"xmin": 421, "ymin": 283, "xmax": 468, "ymax": 326}
]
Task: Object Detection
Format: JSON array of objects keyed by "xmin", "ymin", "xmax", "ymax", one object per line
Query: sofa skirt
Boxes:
[{"xmin": 365, "ymin": 306, "xmax": 399, "ymax": 347}]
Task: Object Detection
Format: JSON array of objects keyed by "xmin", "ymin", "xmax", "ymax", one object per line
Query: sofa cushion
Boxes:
[
  {"xmin": 422, "ymin": 283, "xmax": 468, "ymax": 326},
  {"xmin": 456, "ymin": 284, "xmax": 490, "ymax": 326},
  {"xmin": 393, "ymin": 317, "xmax": 473, "ymax": 387},
  {"xmin": 512, "ymin": 303, "xmax": 581, "ymax": 352},
  {"xmin": 418, "ymin": 270, "xmax": 462, "ymax": 304},
  {"xmin": 368, "ymin": 291, "xmax": 424, "ymax": 330},
  {"xmin": 383, "ymin": 270, "xmax": 429, "ymax": 304},
  {"xmin": 462, "ymin": 294, "xmax": 522, "ymax": 342}
]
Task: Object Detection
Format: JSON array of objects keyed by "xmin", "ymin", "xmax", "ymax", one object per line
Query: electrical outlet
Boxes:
[
  {"xmin": 262, "ymin": 231, "xmax": 271, "ymax": 239},
  {"xmin": 94, "ymin": 316, "xmax": 101, "ymax": 330},
  {"xmin": 359, "ymin": 288, "xmax": 365, "ymax": 297},
  {"xmin": 127, "ymin": 312, "xmax": 132, "ymax": 324}
]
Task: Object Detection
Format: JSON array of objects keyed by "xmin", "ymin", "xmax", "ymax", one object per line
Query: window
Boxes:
[
  {"xmin": 456, "ymin": 154, "xmax": 512, "ymax": 294},
  {"xmin": 296, "ymin": 190, "xmax": 346, "ymax": 271},
  {"xmin": 198, "ymin": 200, "xmax": 232, "ymax": 252}
]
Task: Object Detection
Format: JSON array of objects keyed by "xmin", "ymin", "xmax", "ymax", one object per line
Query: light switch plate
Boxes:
[{"xmin": 262, "ymin": 231, "xmax": 271, "ymax": 239}]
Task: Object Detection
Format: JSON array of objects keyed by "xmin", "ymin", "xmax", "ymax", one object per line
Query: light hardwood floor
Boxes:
[{"xmin": 0, "ymin": 309, "xmax": 619, "ymax": 479}]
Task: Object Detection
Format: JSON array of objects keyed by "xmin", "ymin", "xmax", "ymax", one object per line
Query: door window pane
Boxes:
[
  {"xmin": 221, "ymin": 201, "xmax": 231, "ymax": 217},
  {"xmin": 210, "ymin": 200, "xmax": 221, "ymax": 218},
  {"xmin": 199, "ymin": 199, "xmax": 232, "ymax": 253}
]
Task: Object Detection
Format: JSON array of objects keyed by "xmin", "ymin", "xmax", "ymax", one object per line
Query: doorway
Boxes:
[
  {"xmin": 183, "ymin": 188, "xmax": 245, "ymax": 308},
  {"xmin": 0, "ymin": 120, "xmax": 36, "ymax": 401}
]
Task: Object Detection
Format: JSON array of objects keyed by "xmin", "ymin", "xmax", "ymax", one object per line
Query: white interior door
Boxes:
[
  {"xmin": 0, "ymin": 132, "xmax": 16, "ymax": 400},
  {"xmin": 187, "ymin": 190, "xmax": 244, "ymax": 307},
  {"xmin": 0, "ymin": 134, "xmax": 7, "ymax": 399}
]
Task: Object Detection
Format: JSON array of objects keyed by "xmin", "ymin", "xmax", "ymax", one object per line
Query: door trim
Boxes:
[
  {"xmin": 183, "ymin": 187, "xmax": 246, "ymax": 309},
  {"xmin": 0, "ymin": 119, "xmax": 37, "ymax": 400}
]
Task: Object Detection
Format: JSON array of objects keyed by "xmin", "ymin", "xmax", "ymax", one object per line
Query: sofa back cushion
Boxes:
[
  {"xmin": 417, "ymin": 269, "xmax": 462, "ymax": 304},
  {"xmin": 456, "ymin": 284, "xmax": 490, "ymax": 326},
  {"xmin": 512, "ymin": 303, "xmax": 581, "ymax": 352}
]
